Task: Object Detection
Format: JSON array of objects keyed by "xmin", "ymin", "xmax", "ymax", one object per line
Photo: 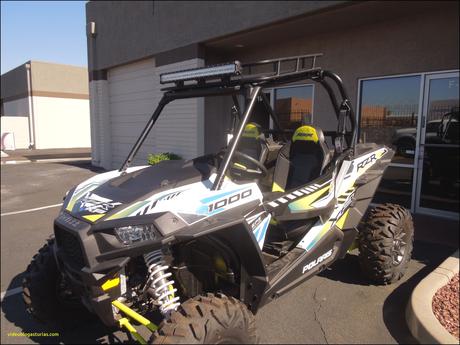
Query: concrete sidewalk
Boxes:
[{"xmin": 1, "ymin": 148, "xmax": 91, "ymax": 164}]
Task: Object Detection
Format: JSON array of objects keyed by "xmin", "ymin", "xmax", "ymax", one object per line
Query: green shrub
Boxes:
[{"xmin": 147, "ymin": 152, "xmax": 182, "ymax": 165}]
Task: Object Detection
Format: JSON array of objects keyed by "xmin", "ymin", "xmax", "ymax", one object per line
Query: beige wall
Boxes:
[
  {"xmin": 32, "ymin": 96, "xmax": 91, "ymax": 149},
  {"xmin": 2, "ymin": 61, "xmax": 89, "ymax": 101},
  {"xmin": 30, "ymin": 61, "xmax": 89, "ymax": 96},
  {"xmin": 2, "ymin": 95, "xmax": 91, "ymax": 149},
  {"xmin": 2, "ymin": 62, "xmax": 91, "ymax": 149},
  {"xmin": 1, "ymin": 116, "xmax": 30, "ymax": 149}
]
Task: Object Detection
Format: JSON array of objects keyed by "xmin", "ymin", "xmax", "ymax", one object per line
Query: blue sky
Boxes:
[
  {"xmin": 1, "ymin": 1, "xmax": 87, "ymax": 74},
  {"xmin": 430, "ymin": 77, "xmax": 459, "ymax": 101},
  {"xmin": 361, "ymin": 75, "xmax": 459, "ymax": 109},
  {"xmin": 361, "ymin": 75, "xmax": 421, "ymax": 107}
]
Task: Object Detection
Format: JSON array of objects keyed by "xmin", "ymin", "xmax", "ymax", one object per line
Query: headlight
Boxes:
[{"xmin": 114, "ymin": 225, "xmax": 158, "ymax": 245}]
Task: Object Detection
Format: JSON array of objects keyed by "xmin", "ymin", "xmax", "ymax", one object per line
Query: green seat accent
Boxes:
[
  {"xmin": 272, "ymin": 182, "xmax": 285, "ymax": 192},
  {"xmin": 292, "ymin": 125, "xmax": 319, "ymax": 143},
  {"xmin": 242, "ymin": 123, "xmax": 260, "ymax": 138}
]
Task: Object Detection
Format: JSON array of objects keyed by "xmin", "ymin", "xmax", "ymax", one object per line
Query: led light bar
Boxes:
[{"xmin": 160, "ymin": 61, "xmax": 241, "ymax": 84}]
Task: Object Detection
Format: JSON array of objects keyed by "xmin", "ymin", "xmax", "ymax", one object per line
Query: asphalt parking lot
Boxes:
[{"xmin": 1, "ymin": 161, "xmax": 456, "ymax": 344}]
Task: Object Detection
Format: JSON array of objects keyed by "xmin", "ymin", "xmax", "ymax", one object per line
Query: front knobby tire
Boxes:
[
  {"xmin": 22, "ymin": 237, "xmax": 83, "ymax": 325},
  {"xmin": 150, "ymin": 293, "xmax": 258, "ymax": 344},
  {"xmin": 358, "ymin": 203, "xmax": 414, "ymax": 284}
]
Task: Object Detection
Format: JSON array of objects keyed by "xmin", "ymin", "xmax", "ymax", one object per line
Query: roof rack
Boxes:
[
  {"xmin": 159, "ymin": 53, "xmax": 323, "ymax": 89},
  {"xmin": 242, "ymin": 53, "xmax": 323, "ymax": 78}
]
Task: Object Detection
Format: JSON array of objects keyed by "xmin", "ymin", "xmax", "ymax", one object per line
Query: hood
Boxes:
[{"xmin": 64, "ymin": 159, "xmax": 215, "ymax": 222}]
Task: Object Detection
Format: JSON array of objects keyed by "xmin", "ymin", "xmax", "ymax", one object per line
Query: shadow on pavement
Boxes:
[
  {"xmin": 318, "ymin": 251, "xmax": 371, "ymax": 286},
  {"xmin": 319, "ymin": 240, "xmax": 455, "ymax": 344},
  {"xmin": 1, "ymin": 273, "xmax": 132, "ymax": 344},
  {"xmin": 382, "ymin": 240, "xmax": 455, "ymax": 344},
  {"xmin": 58, "ymin": 160, "xmax": 107, "ymax": 173}
]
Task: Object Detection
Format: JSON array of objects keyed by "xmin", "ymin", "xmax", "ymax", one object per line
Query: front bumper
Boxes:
[{"xmin": 53, "ymin": 211, "xmax": 128, "ymax": 327}]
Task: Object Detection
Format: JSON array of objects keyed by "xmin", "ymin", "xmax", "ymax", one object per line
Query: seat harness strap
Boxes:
[{"xmin": 334, "ymin": 100, "xmax": 351, "ymax": 154}]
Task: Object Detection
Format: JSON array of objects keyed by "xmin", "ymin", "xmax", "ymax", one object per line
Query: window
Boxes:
[
  {"xmin": 418, "ymin": 76, "xmax": 459, "ymax": 213},
  {"xmin": 358, "ymin": 75, "xmax": 422, "ymax": 209},
  {"xmin": 274, "ymin": 85, "xmax": 314, "ymax": 130},
  {"xmin": 359, "ymin": 75, "xmax": 421, "ymax": 165}
]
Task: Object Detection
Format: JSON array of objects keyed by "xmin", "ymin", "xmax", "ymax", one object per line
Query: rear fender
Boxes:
[
  {"xmin": 333, "ymin": 145, "xmax": 394, "ymax": 257},
  {"xmin": 337, "ymin": 145, "xmax": 394, "ymax": 232}
]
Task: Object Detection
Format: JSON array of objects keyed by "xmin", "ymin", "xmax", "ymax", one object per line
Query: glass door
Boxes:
[
  {"xmin": 415, "ymin": 72, "xmax": 459, "ymax": 218},
  {"xmin": 358, "ymin": 75, "xmax": 423, "ymax": 210}
]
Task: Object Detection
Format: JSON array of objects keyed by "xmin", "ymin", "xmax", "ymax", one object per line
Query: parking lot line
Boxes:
[
  {"xmin": 0, "ymin": 287, "xmax": 22, "ymax": 301},
  {"xmin": 1, "ymin": 203, "xmax": 63, "ymax": 217}
]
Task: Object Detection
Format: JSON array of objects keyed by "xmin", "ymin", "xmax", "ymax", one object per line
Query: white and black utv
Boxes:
[{"xmin": 23, "ymin": 55, "xmax": 414, "ymax": 344}]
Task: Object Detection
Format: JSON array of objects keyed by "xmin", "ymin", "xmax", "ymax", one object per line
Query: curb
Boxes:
[
  {"xmin": 1, "ymin": 159, "xmax": 32, "ymax": 165},
  {"xmin": 1, "ymin": 157, "xmax": 91, "ymax": 165},
  {"xmin": 406, "ymin": 249, "xmax": 459, "ymax": 344}
]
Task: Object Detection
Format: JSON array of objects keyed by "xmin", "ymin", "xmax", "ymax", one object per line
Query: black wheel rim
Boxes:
[{"xmin": 391, "ymin": 228, "xmax": 408, "ymax": 266}]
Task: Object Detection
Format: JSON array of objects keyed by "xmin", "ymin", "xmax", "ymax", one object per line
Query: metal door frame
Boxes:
[
  {"xmin": 415, "ymin": 71, "xmax": 459, "ymax": 219},
  {"xmin": 356, "ymin": 69, "xmax": 459, "ymax": 218}
]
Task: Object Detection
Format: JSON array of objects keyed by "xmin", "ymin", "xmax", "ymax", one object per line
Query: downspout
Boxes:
[
  {"xmin": 25, "ymin": 63, "xmax": 36, "ymax": 149},
  {"xmin": 87, "ymin": 21, "xmax": 99, "ymax": 165}
]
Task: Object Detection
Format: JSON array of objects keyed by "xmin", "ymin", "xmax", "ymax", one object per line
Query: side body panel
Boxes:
[{"xmin": 259, "ymin": 144, "xmax": 393, "ymax": 308}]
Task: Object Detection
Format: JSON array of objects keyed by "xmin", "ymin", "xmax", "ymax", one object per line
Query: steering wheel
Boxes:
[
  {"xmin": 217, "ymin": 149, "xmax": 268, "ymax": 179},
  {"xmin": 231, "ymin": 150, "xmax": 268, "ymax": 178}
]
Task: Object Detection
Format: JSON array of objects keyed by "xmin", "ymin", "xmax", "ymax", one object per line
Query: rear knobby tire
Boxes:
[
  {"xmin": 150, "ymin": 293, "xmax": 258, "ymax": 344},
  {"xmin": 358, "ymin": 203, "xmax": 414, "ymax": 284},
  {"xmin": 22, "ymin": 237, "xmax": 82, "ymax": 324}
]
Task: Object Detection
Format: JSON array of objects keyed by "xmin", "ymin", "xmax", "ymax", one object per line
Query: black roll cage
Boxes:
[{"xmin": 119, "ymin": 58, "xmax": 357, "ymax": 191}]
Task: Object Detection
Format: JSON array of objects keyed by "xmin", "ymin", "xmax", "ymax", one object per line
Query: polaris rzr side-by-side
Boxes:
[{"xmin": 23, "ymin": 54, "xmax": 414, "ymax": 344}]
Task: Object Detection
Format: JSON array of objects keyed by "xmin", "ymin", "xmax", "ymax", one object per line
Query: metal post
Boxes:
[
  {"xmin": 212, "ymin": 86, "xmax": 261, "ymax": 190},
  {"xmin": 119, "ymin": 96, "xmax": 171, "ymax": 172},
  {"xmin": 25, "ymin": 63, "xmax": 35, "ymax": 149}
]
